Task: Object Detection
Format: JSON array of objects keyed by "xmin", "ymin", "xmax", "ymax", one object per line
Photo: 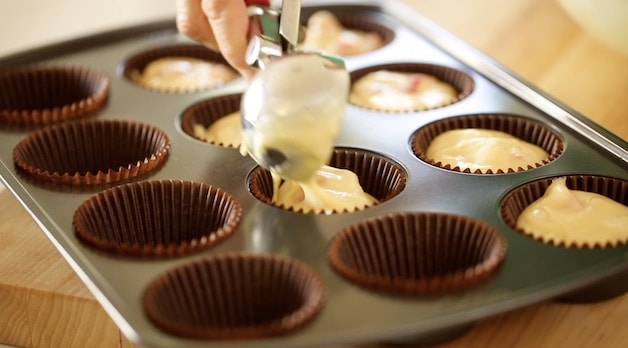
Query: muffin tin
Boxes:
[{"xmin": 0, "ymin": 1, "xmax": 627, "ymax": 347}]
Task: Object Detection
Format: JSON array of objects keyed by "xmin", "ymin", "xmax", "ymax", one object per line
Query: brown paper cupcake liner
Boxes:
[
  {"xmin": 327, "ymin": 212, "xmax": 507, "ymax": 295},
  {"xmin": 501, "ymin": 175, "xmax": 628, "ymax": 249},
  {"xmin": 301, "ymin": 10, "xmax": 395, "ymax": 56},
  {"xmin": 179, "ymin": 93, "xmax": 242, "ymax": 148},
  {"xmin": 73, "ymin": 180, "xmax": 242, "ymax": 257},
  {"xmin": 0, "ymin": 64, "xmax": 110, "ymax": 127},
  {"xmin": 349, "ymin": 63, "xmax": 474, "ymax": 113},
  {"xmin": 120, "ymin": 43, "xmax": 239, "ymax": 93},
  {"xmin": 411, "ymin": 113, "xmax": 564, "ymax": 174},
  {"xmin": 142, "ymin": 252, "xmax": 325, "ymax": 339},
  {"xmin": 247, "ymin": 147, "xmax": 407, "ymax": 214},
  {"xmin": 13, "ymin": 119, "xmax": 170, "ymax": 185}
]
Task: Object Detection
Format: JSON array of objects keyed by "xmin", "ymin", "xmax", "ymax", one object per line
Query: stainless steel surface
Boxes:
[
  {"xmin": 0, "ymin": 1, "xmax": 627, "ymax": 348},
  {"xmin": 246, "ymin": 5, "xmax": 282, "ymax": 69},
  {"xmin": 245, "ymin": 0, "xmax": 303, "ymax": 68},
  {"xmin": 279, "ymin": 0, "xmax": 302, "ymax": 49}
]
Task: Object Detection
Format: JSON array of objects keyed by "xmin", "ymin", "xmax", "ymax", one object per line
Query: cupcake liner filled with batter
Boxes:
[
  {"xmin": 327, "ymin": 211, "xmax": 507, "ymax": 295},
  {"xmin": 121, "ymin": 44, "xmax": 239, "ymax": 93},
  {"xmin": 348, "ymin": 63, "xmax": 474, "ymax": 113},
  {"xmin": 247, "ymin": 148, "xmax": 407, "ymax": 214},
  {"xmin": 501, "ymin": 175, "xmax": 628, "ymax": 249},
  {"xmin": 73, "ymin": 180, "xmax": 242, "ymax": 257},
  {"xmin": 179, "ymin": 93, "xmax": 242, "ymax": 148},
  {"xmin": 411, "ymin": 113, "xmax": 564, "ymax": 174},
  {"xmin": 0, "ymin": 64, "xmax": 110, "ymax": 127},
  {"xmin": 142, "ymin": 252, "xmax": 325, "ymax": 339},
  {"xmin": 300, "ymin": 9, "xmax": 395, "ymax": 56},
  {"xmin": 12, "ymin": 119, "xmax": 170, "ymax": 185}
]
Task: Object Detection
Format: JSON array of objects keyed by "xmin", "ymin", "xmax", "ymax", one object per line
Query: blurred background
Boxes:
[
  {"xmin": 0, "ymin": 0, "xmax": 175, "ymax": 57},
  {"xmin": 2, "ymin": 0, "xmax": 626, "ymax": 58}
]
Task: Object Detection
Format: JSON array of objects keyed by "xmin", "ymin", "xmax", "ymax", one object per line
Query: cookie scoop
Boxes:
[{"xmin": 241, "ymin": 0, "xmax": 349, "ymax": 182}]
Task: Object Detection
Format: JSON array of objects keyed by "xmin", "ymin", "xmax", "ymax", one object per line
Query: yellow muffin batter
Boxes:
[
  {"xmin": 272, "ymin": 165, "xmax": 378, "ymax": 214},
  {"xmin": 133, "ymin": 57, "xmax": 238, "ymax": 92},
  {"xmin": 193, "ymin": 111, "xmax": 242, "ymax": 147},
  {"xmin": 300, "ymin": 10, "xmax": 384, "ymax": 56},
  {"xmin": 350, "ymin": 70, "xmax": 458, "ymax": 111},
  {"xmin": 516, "ymin": 178, "xmax": 628, "ymax": 247},
  {"xmin": 426, "ymin": 128, "xmax": 549, "ymax": 172}
]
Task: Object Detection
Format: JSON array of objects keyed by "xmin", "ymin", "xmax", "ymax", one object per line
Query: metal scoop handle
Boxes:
[{"xmin": 245, "ymin": 0, "xmax": 302, "ymax": 69}]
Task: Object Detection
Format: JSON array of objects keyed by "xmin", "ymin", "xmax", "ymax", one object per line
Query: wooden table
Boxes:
[{"xmin": 1, "ymin": 0, "xmax": 626, "ymax": 347}]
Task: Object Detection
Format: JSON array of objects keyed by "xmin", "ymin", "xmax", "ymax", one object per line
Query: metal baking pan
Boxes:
[{"xmin": 1, "ymin": 1, "xmax": 626, "ymax": 347}]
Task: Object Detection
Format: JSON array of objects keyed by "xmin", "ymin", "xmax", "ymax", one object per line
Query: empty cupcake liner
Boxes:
[
  {"xmin": 501, "ymin": 175, "xmax": 628, "ymax": 249},
  {"xmin": 247, "ymin": 147, "xmax": 407, "ymax": 214},
  {"xmin": 179, "ymin": 93, "xmax": 242, "ymax": 148},
  {"xmin": 73, "ymin": 180, "xmax": 242, "ymax": 257},
  {"xmin": 327, "ymin": 212, "xmax": 507, "ymax": 295},
  {"xmin": 0, "ymin": 64, "xmax": 110, "ymax": 127},
  {"xmin": 301, "ymin": 10, "xmax": 395, "ymax": 55},
  {"xmin": 411, "ymin": 113, "xmax": 564, "ymax": 174},
  {"xmin": 13, "ymin": 119, "xmax": 170, "ymax": 185},
  {"xmin": 142, "ymin": 252, "xmax": 325, "ymax": 339},
  {"xmin": 120, "ymin": 43, "xmax": 239, "ymax": 93},
  {"xmin": 348, "ymin": 62, "xmax": 474, "ymax": 113}
]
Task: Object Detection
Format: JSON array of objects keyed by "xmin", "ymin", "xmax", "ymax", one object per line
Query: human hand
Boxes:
[{"xmin": 175, "ymin": 0, "xmax": 270, "ymax": 79}]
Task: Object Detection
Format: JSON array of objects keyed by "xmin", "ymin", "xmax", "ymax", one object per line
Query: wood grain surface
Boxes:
[{"xmin": 1, "ymin": 0, "xmax": 626, "ymax": 347}]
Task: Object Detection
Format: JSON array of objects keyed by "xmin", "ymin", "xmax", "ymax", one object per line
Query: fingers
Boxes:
[
  {"xmin": 201, "ymin": 0, "xmax": 256, "ymax": 78},
  {"xmin": 175, "ymin": 0, "xmax": 218, "ymax": 51},
  {"xmin": 175, "ymin": 0, "xmax": 272, "ymax": 79}
]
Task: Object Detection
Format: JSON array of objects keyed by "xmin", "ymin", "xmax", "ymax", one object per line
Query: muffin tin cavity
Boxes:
[
  {"xmin": 179, "ymin": 93, "xmax": 242, "ymax": 148},
  {"xmin": 348, "ymin": 63, "xmax": 474, "ymax": 113},
  {"xmin": 120, "ymin": 43, "xmax": 239, "ymax": 93},
  {"xmin": 0, "ymin": 64, "xmax": 110, "ymax": 127},
  {"xmin": 247, "ymin": 147, "xmax": 407, "ymax": 214},
  {"xmin": 12, "ymin": 119, "xmax": 170, "ymax": 185},
  {"xmin": 327, "ymin": 212, "xmax": 507, "ymax": 295},
  {"xmin": 411, "ymin": 113, "xmax": 564, "ymax": 174},
  {"xmin": 501, "ymin": 175, "xmax": 628, "ymax": 249},
  {"xmin": 73, "ymin": 180, "xmax": 242, "ymax": 257},
  {"xmin": 142, "ymin": 253, "xmax": 325, "ymax": 339}
]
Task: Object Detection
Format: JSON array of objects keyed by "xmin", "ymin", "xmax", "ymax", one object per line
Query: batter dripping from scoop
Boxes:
[
  {"xmin": 240, "ymin": 54, "xmax": 378, "ymax": 212},
  {"xmin": 271, "ymin": 166, "xmax": 379, "ymax": 214}
]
